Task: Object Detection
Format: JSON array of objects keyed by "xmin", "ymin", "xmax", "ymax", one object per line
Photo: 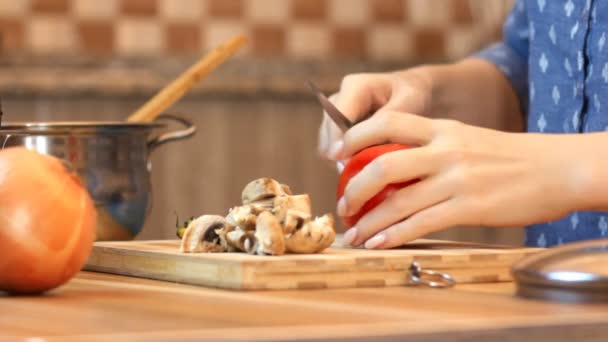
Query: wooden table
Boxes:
[{"xmin": 1, "ymin": 271, "xmax": 607, "ymax": 341}]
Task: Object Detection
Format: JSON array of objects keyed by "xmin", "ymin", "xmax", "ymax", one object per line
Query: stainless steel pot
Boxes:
[{"xmin": 0, "ymin": 113, "xmax": 196, "ymax": 241}]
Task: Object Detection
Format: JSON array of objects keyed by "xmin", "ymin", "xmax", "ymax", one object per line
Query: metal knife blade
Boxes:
[{"xmin": 307, "ymin": 80, "xmax": 353, "ymax": 133}]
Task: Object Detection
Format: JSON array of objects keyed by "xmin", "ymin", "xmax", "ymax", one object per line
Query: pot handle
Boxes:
[{"xmin": 147, "ymin": 113, "xmax": 196, "ymax": 152}]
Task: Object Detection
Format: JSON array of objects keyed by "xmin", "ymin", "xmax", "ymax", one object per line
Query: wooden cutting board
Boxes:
[{"xmin": 83, "ymin": 239, "xmax": 542, "ymax": 291}]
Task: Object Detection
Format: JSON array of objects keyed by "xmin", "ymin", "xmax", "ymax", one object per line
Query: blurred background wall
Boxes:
[{"xmin": 0, "ymin": 0, "xmax": 523, "ymax": 244}]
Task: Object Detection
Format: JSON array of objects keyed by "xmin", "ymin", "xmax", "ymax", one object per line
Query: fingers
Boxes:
[
  {"xmin": 317, "ymin": 74, "xmax": 392, "ymax": 158},
  {"xmin": 365, "ymin": 198, "xmax": 463, "ymax": 249},
  {"xmin": 347, "ymin": 174, "xmax": 453, "ymax": 247},
  {"xmin": 338, "ymin": 111, "xmax": 436, "ymax": 159},
  {"xmin": 337, "ymin": 146, "xmax": 439, "ymax": 217},
  {"xmin": 334, "ymin": 73, "xmax": 392, "ymax": 124}
]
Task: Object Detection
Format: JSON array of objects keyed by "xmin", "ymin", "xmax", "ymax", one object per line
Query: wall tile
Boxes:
[
  {"xmin": 166, "ymin": 22, "xmax": 201, "ymax": 54},
  {"xmin": 252, "ymin": 24, "xmax": 285, "ymax": 56},
  {"xmin": 207, "ymin": 0, "xmax": 243, "ymax": 18},
  {"xmin": 7, "ymin": 0, "xmax": 512, "ymax": 61},
  {"xmin": 121, "ymin": 0, "xmax": 158, "ymax": 17},
  {"xmin": 31, "ymin": 0, "xmax": 69, "ymax": 14},
  {"xmin": 0, "ymin": 1, "xmax": 30, "ymax": 18},
  {"xmin": 245, "ymin": 0, "xmax": 290, "ymax": 23},
  {"xmin": 286, "ymin": 23, "xmax": 329, "ymax": 58},
  {"xmin": 0, "ymin": 19, "xmax": 24, "ymax": 50},
  {"xmin": 27, "ymin": 17, "xmax": 76, "ymax": 53},
  {"xmin": 369, "ymin": 24, "xmax": 411, "ymax": 60},
  {"xmin": 116, "ymin": 19, "xmax": 162, "ymax": 54},
  {"xmin": 204, "ymin": 20, "xmax": 248, "ymax": 52},
  {"xmin": 372, "ymin": 0, "xmax": 406, "ymax": 22},
  {"xmin": 332, "ymin": 27, "xmax": 366, "ymax": 58},
  {"xmin": 78, "ymin": 20, "xmax": 114, "ymax": 54},
  {"xmin": 413, "ymin": 27, "xmax": 445, "ymax": 58},
  {"xmin": 292, "ymin": 0, "xmax": 326, "ymax": 20},
  {"xmin": 73, "ymin": 0, "xmax": 119, "ymax": 19},
  {"xmin": 328, "ymin": 0, "xmax": 370, "ymax": 26},
  {"xmin": 159, "ymin": 0, "xmax": 203, "ymax": 21}
]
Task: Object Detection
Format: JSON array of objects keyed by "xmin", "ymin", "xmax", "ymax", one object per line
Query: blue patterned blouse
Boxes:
[{"xmin": 474, "ymin": 0, "xmax": 608, "ymax": 247}]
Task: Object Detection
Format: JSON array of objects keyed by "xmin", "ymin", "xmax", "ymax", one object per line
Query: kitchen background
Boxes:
[{"xmin": 0, "ymin": 0, "xmax": 522, "ymax": 244}]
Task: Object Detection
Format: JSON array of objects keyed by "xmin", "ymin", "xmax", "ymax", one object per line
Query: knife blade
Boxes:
[{"xmin": 307, "ymin": 80, "xmax": 353, "ymax": 133}]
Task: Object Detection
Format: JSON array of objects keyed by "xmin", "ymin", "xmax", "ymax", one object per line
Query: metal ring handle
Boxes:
[
  {"xmin": 407, "ymin": 261, "xmax": 456, "ymax": 288},
  {"xmin": 147, "ymin": 113, "xmax": 196, "ymax": 152}
]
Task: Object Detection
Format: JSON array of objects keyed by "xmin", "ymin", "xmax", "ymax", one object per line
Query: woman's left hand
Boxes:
[{"xmin": 334, "ymin": 111, "xmax": 589, "ymax": 249}]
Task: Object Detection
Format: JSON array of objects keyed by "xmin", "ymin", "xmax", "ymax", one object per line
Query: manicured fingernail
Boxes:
[
  {"xmin": 337, "ymin": 197, "xmax": 348, "ymax": 216},
  {"xmin": 336, "ymin": 161, "xmax": 345, "ymax": 174},
  {"xmin": 365, "ymin": 234, "xmax": 386, "ymax": 249},
  {"xmin": 342, "ymin": 228, "xmax": 358, "ymax": 246},
  {"xmin": 329, "ymin": 140, "xmax": 344, "ymax": 159}
]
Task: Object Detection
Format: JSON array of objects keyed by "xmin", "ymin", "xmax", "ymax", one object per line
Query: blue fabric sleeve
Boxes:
[{"xmin": 472, "ymin": 0, "xmax": 529, "ymax": 115}]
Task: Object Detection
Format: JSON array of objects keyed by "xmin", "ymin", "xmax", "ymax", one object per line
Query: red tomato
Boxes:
[
  {"xmin": 0, "ymin": 147, "xmax": 96, "ymax": 294},
  {"xmin": 336, "ymin": 143, "xmax": 418, "ymax": 228}
]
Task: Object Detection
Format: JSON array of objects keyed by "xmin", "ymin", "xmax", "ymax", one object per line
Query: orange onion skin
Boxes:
[{"xmin": 0, "ymin": 147, "xmax": 96, "ymax": 294}]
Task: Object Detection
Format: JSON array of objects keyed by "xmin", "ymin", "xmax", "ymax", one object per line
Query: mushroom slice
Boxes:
[
  {"xmin": 226, "ymin": 228, "xmax": 257, "ymax": 253},
  {"xmin": 273, "ymin": 194, "xmax": 312, "ymax": 224},
  {"xmin": 241, "ymin": 178, "xmax": 288, "ymax": 205},
  {"xmin": 217, "ymin": 223, "xmax": 237, "ymax": 252},
  {"xmin": 226, "ymin": 204, "xmax": 266, "ymax": 231},
  {"xmin": 254, "ymin": 211, "xmax": 286, "ymax": 256},
  {"xmin": 280, "ymin": 183, "xmax": 292, "ymax": 195},
  {"xmin": 285, "ymin": 214, "xmax": 336, "ymax": 254},
  {"xmin": 180, "ymin": 215, "xmax": 229, "ymax": 253},
  {"xmin": 282, "ymin": 209, "xmax": 311, "ymax": 236}
]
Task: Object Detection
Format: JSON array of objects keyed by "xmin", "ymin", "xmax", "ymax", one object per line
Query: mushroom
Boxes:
[
  {"xmin": 253, "ymin": 211, "xmax": 286, "ymax": 255},
  {"xmin": 285, "ymin": 214, "xmax": 336, "ymax": 254},
  {"xmin": 226, "ymin": 204, "xmax": 267, "ymax": 231},
  {"xmin": 272, "ymin": 194, "xmax": 312, "ymax": 224},
  {"xmin": 282, "ymin": 209, "xmax": 311, "ymax": 236},
  {"xmin": 241, "ymin": 178, "xmax": 289, "ymax": 205},
  {"xmin": 180, "ymin": 215, "xmax": 230, "ymax": 253},
  {"xmin": 226, "ymin": 228, "xmax": 257, "ymax": 253}
]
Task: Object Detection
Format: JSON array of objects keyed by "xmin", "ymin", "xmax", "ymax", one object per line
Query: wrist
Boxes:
[{"xmin": 569, "ymin": 133, "xmax": 608, "ymax": 211}]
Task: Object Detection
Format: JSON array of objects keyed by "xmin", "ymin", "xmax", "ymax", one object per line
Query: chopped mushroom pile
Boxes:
[{"xmin": 178, "ymin": 178, "xmax": 336, "ymax": 255}]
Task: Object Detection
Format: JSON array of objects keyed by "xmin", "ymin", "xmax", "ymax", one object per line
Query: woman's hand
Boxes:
[
  {"xmin": 317, "ymin": 69, "xmax": 434, "ymax": 161},
  {"xmin": 334, "ymin": 112, "xmax": 587, "ymax": 249},
  {"xmin": 318, "ymin": 59, "xmax": 526, "ymax": 163}
]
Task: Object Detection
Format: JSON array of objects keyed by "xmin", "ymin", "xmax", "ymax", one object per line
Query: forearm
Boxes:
[
  {"xmin": 566, "ymin": 132, "xmax": 608, "ymax": 212},
  {"xmin": 417, "ymin": 58, "xmax": 525, "ymax": 132}
]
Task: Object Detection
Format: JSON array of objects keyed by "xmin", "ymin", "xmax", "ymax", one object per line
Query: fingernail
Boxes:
[
  {"xmin": 342, "ymin": 228, "xmax": 358, "ymax": 246},
  {"xmin": 365, "ymin": 234, "xmax": 386, "ymax": 249},
  {"xmin": 336, "ymin": 161, "xmax": 345, "ymax": 174},
  {"xmin": 328, "ymin": 140, "xmax": 344, "ymax": 159},
  {"xmin": 337, "ymin": 197, "xmax": 348, "ymax": 216}
]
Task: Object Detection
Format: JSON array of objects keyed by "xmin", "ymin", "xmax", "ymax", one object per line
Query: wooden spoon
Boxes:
[{"xmin": 127, "ymin": 34, "xmax": 248, "ymax": 123}]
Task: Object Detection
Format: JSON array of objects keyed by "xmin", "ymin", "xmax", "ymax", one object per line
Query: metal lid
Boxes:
[
  {"xmin": 1, "ymin": 121, "xmax": 165, "ymax": 129},
  {"xmin": 512, "ymin": 238, "xmax": 608, "ymax": 303},
  {"xmin": 0, "ymin": 120, "xmax": 166, "ymax": 134}
]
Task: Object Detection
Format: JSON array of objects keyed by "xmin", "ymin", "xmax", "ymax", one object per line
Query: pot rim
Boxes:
[{"xmin": 0, "ymin": 120, "xmax": 166, "ymax": 131}]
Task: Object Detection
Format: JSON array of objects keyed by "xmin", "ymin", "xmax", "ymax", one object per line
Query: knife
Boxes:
[{"xmin": 307, "ymin": 80, "xmax": 353, "ymax": 133}]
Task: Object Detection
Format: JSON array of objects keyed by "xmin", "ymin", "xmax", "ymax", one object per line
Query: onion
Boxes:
[{"xmin": 0, "ymin": 147, "xmax": 96, "ymax": 294}]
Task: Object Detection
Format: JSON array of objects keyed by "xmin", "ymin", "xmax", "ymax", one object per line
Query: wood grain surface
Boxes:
[
  {"xmin": 83, "ymin": 239, "xmax": 541, "ymax": 290},
  {"xmin": 1, "ymin": 271, "xmax": 607, "ymax": 341}
]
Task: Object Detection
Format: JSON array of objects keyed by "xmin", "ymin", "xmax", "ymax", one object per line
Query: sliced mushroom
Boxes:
[
  {"xmin": 282, "ymin": 209, "xmax": 311, "ymax": 236},
  {"xmin": 226, "ymin": 204, "xmax": 266, "ymax": 231},
  {"xmin": 272, "ymin": 194, "xmax": 312, "ymax": 224},
  {"xmin": 180, "ymin": 215, "xmax": 229, "ymax": 253},
  {"xmin": 241, "ymin": 178, "xmax": 288, "ymax": 204},
  {"xmin": 280, "ymin": 183, "xmax": 292, "ymax": 195},
  {"xmin": 217, "ymin": 223, "xmax": 237, "ymax": 252},
  {"xmin": 285, "ymin": 214, "xmax": 335, "ymax": 254},
  {"xmin": 254, "ymin": 211, "xmax": 286, "ymax": 255},
  {"xmin": 226, "ymin": 228, "xmax": 257, "ymax": 253}
]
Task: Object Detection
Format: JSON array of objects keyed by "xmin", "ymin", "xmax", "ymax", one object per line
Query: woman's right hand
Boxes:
[{"xmin": 317, "ymin": 67, "xmax": 435, "ymax": 161}]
